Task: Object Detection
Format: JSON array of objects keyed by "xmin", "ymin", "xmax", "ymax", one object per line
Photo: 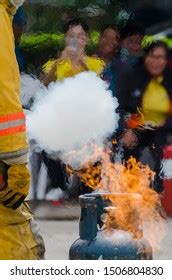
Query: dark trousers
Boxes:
[
  {"xmin": 41, "ymin": 151, "xmax": 94, "ymax": 197},
  {"xmin": 123, "ymin": 128, "xmax": 169, "ymax": 193},
  {"xmin": 42, "ymin": 151, "xmax": 67, "ymax": 192}
]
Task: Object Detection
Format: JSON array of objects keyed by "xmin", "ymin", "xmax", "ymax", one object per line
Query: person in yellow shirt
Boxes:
[
  {"xmin": 118, "ymin": 41, "xmax": 172, "ymax": 193},
  {"xmin": 42, "ymin": 18, "xmax": 104, "ymax": 86},
  {"xmin": 0, "ymin": 0, "xmax": 45, "ymax": 259},
  {"xmin": 41, "ymin": 18, "xmax": 104, "ymax": 197}
]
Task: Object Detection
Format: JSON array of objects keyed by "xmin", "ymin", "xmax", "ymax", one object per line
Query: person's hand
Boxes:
[
  {"xmin": 60, "ymin": 46, "xmax": 79, "ymax": 62},
  {"xmin": 41, "ymin": 59, "xmax": 59, "ymax": 87},
  {"xmin": 121, "ymin": 129, "xmax": 138, "ymax": 148},
  {"xmin": 60, "ymin": 47, "xmax": 88, "ymax": 70}
]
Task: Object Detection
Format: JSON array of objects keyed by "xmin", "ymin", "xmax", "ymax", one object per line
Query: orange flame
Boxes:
[{"xmin": 67, "ymin": 146, "xmax": 166, "ymax": 249}]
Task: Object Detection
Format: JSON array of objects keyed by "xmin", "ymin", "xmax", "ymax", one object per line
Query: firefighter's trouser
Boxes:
[
  {"xmin": 0, "ymin": 160, "xmax": 45, "ymax": 260},
  {"xmin": 0, "ymin": 215, "xmax": 45, "ymax": 260}
]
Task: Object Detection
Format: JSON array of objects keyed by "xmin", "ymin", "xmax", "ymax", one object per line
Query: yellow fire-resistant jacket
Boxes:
[
  {"xmin": 0, "ymin": 2, "xmax": 45, "ymax": 260},
  {"xmin": 0, "ymin": 0, "xmax": 31, "ymax": 215},
  {"xmin": 0, "ymin": 0, "xmax": 28, "ymax": 159}
]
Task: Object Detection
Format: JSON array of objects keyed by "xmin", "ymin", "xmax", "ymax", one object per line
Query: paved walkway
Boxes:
[{"xmin": 33, "ymin": 202, "xmax": 172, "ymax": 260}]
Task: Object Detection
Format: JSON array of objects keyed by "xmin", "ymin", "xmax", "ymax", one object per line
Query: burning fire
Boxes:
[{"xmin": 67, "ymin": 145, "xmax": 166, "ymax": 250}]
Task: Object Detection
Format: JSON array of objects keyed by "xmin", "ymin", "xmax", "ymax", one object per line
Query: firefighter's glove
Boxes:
[{"xmin": 0, "ymin": 163, "xmax": 30, "ymax": 210}]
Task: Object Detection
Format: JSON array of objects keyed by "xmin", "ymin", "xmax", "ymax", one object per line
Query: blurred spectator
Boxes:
[
  {"xmin": 13, "ymin": 6, "xmax": 27, "ymax": 72},
  {"xmin": 42, "ymin": 18, "xmax": 104, "ymax": 86},
  {"xmin": 96, "ymin": 25, "xmax": 120, "ymax": 63},
  {"xmin": 96, "ymin": 25, "xmax": 128, "ymax": 97},
  {"xmin": 118, "ymin": 41, "xmax": 172, "ymax": 193},
  {"xmin": 41, "ymin": 18, "xmax": 105, "ymax": 198},
  {"xmin": 120, "ymin": 24, "xmax": 145, "ymax": 68}
]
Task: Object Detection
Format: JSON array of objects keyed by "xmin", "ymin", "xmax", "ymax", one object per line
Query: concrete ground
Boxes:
[{"xmin": 36, "ymin": 215, "xmax": 172, "ymax": 260}]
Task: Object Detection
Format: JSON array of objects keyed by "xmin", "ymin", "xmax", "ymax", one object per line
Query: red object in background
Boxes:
[
  {"xmin": 162, "ymin": 180, "xmax": 172, "ymax": 217},
  {"xmin": 162, "ymin": 145, "xmax": 172, "ymax": 217},
  {"xmin": 126, "ymin": 113, "xmax": 144, "ymax": 128},
  {"xmin": 52, "ymin": 200, "xmax": 62, "ymax": 207}
]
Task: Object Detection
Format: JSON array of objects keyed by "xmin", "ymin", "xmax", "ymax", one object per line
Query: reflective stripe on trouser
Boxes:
[{"xmin": 0, "ymin": 218, "xmax": 45, "ymax": 260}]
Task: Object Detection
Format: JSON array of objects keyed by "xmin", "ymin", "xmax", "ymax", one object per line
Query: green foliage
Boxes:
[
  {"xmin": 86, "ymin": 30, "xmax": 100, "ymax": 54},
  {"xmin": 162, "ymin": 37, "xmax": 172, "ymax": 48},
  {"xmin": 142, "ymin": 35, "xmax": 172, "ymax": 49},
  {"xmin": 142, "ymin": 35, "xmax": 154, "ymax": 48},
  {"xmin": 20, "ymin": 33, "xmax": 64, "ymax": 73},
  {"xmin": 20, "ymin": 33, "xmax": 65, "ymax": 53}
]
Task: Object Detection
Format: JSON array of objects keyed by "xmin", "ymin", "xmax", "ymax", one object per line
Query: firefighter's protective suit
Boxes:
[{"xmin": 0, "ymin": 0, "xmax": 45, "ymax": 259}]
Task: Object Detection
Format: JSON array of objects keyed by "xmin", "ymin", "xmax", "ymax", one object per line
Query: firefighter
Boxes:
[{"xmin": 0, "ymin": 0, "xmax": 45, "ymax": 259}]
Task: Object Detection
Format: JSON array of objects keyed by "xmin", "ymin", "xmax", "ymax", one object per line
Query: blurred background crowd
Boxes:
[{"xmin": 13, "ymin": 0, "xmax": 172, "ymax": 203}]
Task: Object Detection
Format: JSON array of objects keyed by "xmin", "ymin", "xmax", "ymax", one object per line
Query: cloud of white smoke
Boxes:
[
  {"xmin": 20, "ymin": 74, "xmax": 46, "ymax": 107},
  {"xmin": 26, "ymin": 72, "xmax": 119, "ymax": 168}
]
